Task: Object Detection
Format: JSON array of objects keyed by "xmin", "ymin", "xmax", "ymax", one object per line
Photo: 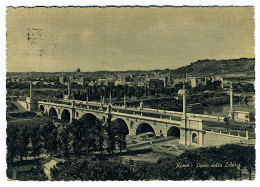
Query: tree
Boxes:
[
  {"xmin": 30, "ymin": 125, "xmax": 42, "ymax": 159},
  {"xmin": 67, "ymin": 120, "xmax": 85, "ymax": 157},
  {"xmin": 112, "ymin": 120, "xmax": 127, "ymax": 153},
  {"xmin": 96, "ymin": 132, "xmax": 104, "ymax": 155},
  {"xmin": 116, "ymin": 134, "xmax": 126, "ymax": 153},
  {"xmin": 85, "ymin": 118, "xmax": 101, "ymax": 154},
  {"xmin": 66, "ymin": 117, "xmax": 103, "ymax": 157},
  {"xmin": 40, "ymin": 121, "xmax": 57, "ymax": 156},
  {"xmin": 17, "ymin": 126, "xmax": 30, "ymax": 161},
  {"xmin": 57, "ymin": 123, "xmax": 70, "ymax": 157},
  {"xmin": 48, "ymin": 128, "xmax": 58, "ymax": 156},
  {"xmin": 6, "ymin": 125, "xmax": 19, "ymax": 163},
  {"xmin": 95, "ymin": 121, "xmax": 105, "ymax": 155},
  {"xmin": 244, "ymin": 146, "xmax": 255, "ymax": 180},
  {"xmin": 104, "ymin": 115, "xmax": 116, "ymax": 154}
]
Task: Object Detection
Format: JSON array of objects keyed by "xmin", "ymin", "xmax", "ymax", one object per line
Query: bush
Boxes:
[
  {"xmin": 16, "ymin": 168, "xmax": 48, "ymax": 181},
  {"xmin": 48, "ymin": 144, "xmax": 255, "ymax": 181},
  {"xmin": 8, "ymin": 111, "xmax": 36, "ymax": 118}
]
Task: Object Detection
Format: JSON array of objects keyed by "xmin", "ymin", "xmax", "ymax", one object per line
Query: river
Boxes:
[{"xmin": 191, "ymin": 100, "xmax": 255, "ymax": 117}]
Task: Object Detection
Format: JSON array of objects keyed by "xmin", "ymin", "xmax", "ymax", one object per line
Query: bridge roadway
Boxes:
[
  {"xmin": 38, "ymin": 99, "xmax": 227, "ymax": 125},
  {"xmin": 38, "ymin": 99, "xmax": 182, "ymax": 125},
  {"xmin": 78, "ymin": 100, "xmax": 227, "ymax": 122}
]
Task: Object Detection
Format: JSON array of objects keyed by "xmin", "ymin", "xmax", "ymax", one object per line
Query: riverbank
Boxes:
[{"xmin": 191, "ymin": 101, "xmax": 255, "ymax": 117}]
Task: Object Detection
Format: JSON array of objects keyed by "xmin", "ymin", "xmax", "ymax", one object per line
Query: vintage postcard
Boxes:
[{"xmin": 5, "ymin": 6, "xmax": 255, "ymax": 181}]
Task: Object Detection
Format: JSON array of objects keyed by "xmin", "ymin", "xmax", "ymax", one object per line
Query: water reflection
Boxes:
[{"xmin": 192, "ymin": 101, "xmax": 255, "ymax": 117}]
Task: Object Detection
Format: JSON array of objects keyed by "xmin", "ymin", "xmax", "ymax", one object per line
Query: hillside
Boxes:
[
  {"xmin": 7, "ymin": 58, "xmax": 255, "ymax": 79},
  {"xmin": 171, "ymin": 58, "xmax": 255, "ymax": 77}
]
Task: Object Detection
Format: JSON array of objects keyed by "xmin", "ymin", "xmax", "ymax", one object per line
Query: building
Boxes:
[
  {"xmin": 165, "ymin": 74, "xmax": 173, "ymax": 87},
  {"xmin": 115, "ymin": 75, "xmax": 133, "ymax": 86},
  {"xmin": 148, "ymin": 79, "xmax": 164, "ymax": 90},
  {"xmin": 59, "ymin": 77, "xmax": 66, "ymax": 84},
  {"xmin": 173, "ymin": 78, "xmax": 185, "ymax": 85},
  {"xmin": 43, "ymin": 81, "xmax": 55, "ymax": 86},
  {"xmin": 189, "ymin": 77, "xmax": 207, "ymax": 88}
]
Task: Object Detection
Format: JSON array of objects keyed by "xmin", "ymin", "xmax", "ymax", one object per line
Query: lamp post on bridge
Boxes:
[
  {"xmin": 103, "ymin": 96, "xmax": 105, "ymax": 105},
  {"xmin": 25, "ymin": 81, "xmax": 34, "ymax": 111},
  {"xmin": 68, "ymin": 81, "xmax": 70, "ymax": 97},
  {"xmin": 228, "ymin": 82, "xmax": 235, "ymax": 119},
  {"xmin": 107, "ymin": 94, "xmax": 112, "ymax": 114},
  {"xmin": 100, "ymin": 95, "xmax": 103, "ymax": 106},
  {"xmin": 230, "ymin": 82, "xmax": 233, "ymax": 110},
  {"xmin": 139, "ymin": 100, "xmax": 143, "ymax": 111},
  {"xmin": 182, "ymin": 83, "xmax": 187, "ymax": 119},
  {"xmin": 179, "ymin": 82, "xmax": 188, "ymax": 145},
  {"xmin": 30, "ymin": 81, "xmax": 32, "ymax": 98},
  {"xmin": 124, "ymin": 94, "xmax": 126, "ymax": 109},
  {"xmin": 64, "ymin": 81, "xmax": 71, "ymax": 101}
]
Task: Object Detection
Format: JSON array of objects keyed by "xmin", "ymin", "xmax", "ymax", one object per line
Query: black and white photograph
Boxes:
[{"xmin": 2, "ymin": 3, "xmax": 257, "ymax": 182}]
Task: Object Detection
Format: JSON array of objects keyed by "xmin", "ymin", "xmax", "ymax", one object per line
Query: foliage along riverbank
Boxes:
[
  {"xmin": 50, "ymin": 144, "xmax": 255, "ymax": 181},
  {"xmin": 144, "ymin": 93, "xmax": 239, "ymax": 112}
]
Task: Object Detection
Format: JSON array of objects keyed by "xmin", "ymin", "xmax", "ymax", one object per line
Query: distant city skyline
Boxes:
[
  {"xmin": 6, "ymin": 57, "xmax": 255, "ymax": 73},
  {"xmin": 6, "ymin": 7, "xmax": 254, "ymax": 72}
]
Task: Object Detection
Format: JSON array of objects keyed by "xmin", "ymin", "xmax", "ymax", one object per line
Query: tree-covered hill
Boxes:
[
  {"xmin": 171, "ymin": 58, "xmax": 255, "ymax": 77},
  {"xmin": 7, "ymin": 58, "xmax": 255, "ymax": 79}
]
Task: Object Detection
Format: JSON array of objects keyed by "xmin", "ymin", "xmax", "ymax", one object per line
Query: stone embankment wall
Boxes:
[
  {"xmin": 203, "ymin": 130, "xmax": 247, "ymax": 146},
  {"xmin": 13, "ymin": 100, "xmax": 28, "ymax": 111}
]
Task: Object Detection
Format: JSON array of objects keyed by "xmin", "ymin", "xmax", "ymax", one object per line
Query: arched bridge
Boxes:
[
  {"xmin": 17, "ymin": 98, "xmax": 250, "ymax": 147},
  {"xmin": 37, "ymin": 100, "xmax": 184, "ymax": 138}
]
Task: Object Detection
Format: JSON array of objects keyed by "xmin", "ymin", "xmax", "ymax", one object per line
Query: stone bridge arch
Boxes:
[
  {"xmin": 136, "ymin": 122, "xmax": 156, "ymax": 136},
  {"xmin": 49, "ymin": 107, "xmax": 58, "ymax": 118},
  {"xmin": 192, "ymin": 133, "xmax": 198, "ymax": 144},
  {"xmin": 38, "ymin": 103, "xmax": 50, "ymax": 113},
  {"xmin": 166, "ymin": 125, "xmax": 180, "ymax": 138},
  {"xmin": 61, "ymin": 109, "xmax": 71, "ymax": 122},
  {"xmin": 112, "ymin": 117, "xmax": 129, "ymax": 135},
  {"xmin": 39, "ymin": 105, "xmax": 45, "ymax": 112},
  {"xmin": 77, "ymin": 109, "xmax": 104, "ymax": 121},
  {"xmin": 244, "ymin": 95, "xmax": 254, "ymax": 104},
  {"xmin": 79, "ymin": 112, "xmax": 100, "ymax": 125}
]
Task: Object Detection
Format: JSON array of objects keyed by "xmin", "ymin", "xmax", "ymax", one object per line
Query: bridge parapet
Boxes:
[
  {"xmin": 206, "ymin": 129, "xmax": 248, "ymax": 139},
  {"xmin": 110, "ymin": 111, "xmax": 181, "ymax": 126},
  {"xmin": 36, "ymin": 99, "xmax": 229, "ymax": 125},
  {"xmin": 203, "ymin": 129, "xmax": 249, "ymax": 146},
  {"xmin": 37, "ymin": 99, "xmax": 229, "ymax": 123},
  {"xmin": 143, "ymin": 107, "xmax": 225, "ymax": 122},
  {"xmin": 188, "ymin": 113, "xmax": 225, "ymax": 122},
  {"xmin": 38, "ymin": 101, "xmax": 72, "ymax": 108}
]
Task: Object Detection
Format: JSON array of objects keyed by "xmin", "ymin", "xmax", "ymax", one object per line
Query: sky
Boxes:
[{"xmin": 6, "ymin": 6, "xmax": 255, "ymax": 72}]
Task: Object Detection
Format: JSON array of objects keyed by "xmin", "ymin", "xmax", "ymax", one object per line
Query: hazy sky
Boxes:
[{"xmin": 6, "ymin": 7, "xmax": 254, "ymax": 72}]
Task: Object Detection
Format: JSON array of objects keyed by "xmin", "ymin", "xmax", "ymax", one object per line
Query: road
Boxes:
[{"xmin": 126, "ymin": 136, "xmax": 179, "ymax": 150}]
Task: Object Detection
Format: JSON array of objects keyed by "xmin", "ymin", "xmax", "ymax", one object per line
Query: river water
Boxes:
[{"xmin": 191, "ymin": 100, "xmax": 255, "ymax": 117}]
